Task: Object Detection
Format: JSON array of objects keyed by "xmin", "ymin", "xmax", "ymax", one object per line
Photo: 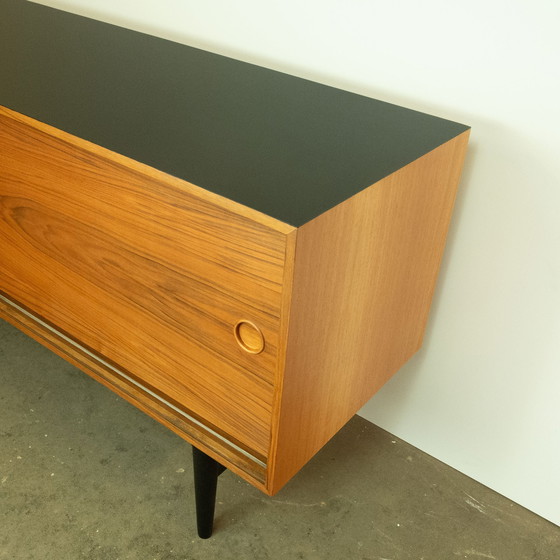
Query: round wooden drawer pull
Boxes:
[{"xmin": 234, "ymin": 320, "xmax": 265, "ymax": 354}]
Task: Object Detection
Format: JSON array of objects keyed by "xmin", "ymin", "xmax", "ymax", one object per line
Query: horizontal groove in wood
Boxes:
[
  {"xmin": 0, "ymin": 107, "xmax": 291, "ymax": 456},
  {"xmin": 0, "ymin": 293, "xmax": 267, "ymax": 486}
]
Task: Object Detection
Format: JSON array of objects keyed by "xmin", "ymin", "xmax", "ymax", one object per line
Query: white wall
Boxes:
[{"xmin": 30, "ymin": 1, "xmax": 560, "ymax": 524}]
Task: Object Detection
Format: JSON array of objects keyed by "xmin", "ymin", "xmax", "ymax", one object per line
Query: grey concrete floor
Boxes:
[{"xmin": 0, "ymin": 318, "xmax": 558, "ymax": 560}]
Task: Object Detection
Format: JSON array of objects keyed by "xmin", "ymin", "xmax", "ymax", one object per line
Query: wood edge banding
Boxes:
[{"xmin": 266, "ymin": 228, "xmax": 298, "ymax": 493}]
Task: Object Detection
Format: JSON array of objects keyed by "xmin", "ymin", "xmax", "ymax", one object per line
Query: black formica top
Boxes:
[{"xmin": 0, "ymin": 0, "xmax": 469, "ymax": 227}]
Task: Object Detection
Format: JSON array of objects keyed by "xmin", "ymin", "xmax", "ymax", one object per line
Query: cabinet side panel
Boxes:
[{"xmin": 270, "ymin": 131, "xmax": 469, "ymax": 493}]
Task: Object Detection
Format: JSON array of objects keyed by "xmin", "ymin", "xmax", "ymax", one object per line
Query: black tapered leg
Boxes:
[{"xmin": 192, "ymin": 446, "xmax": 226, "ymax": 538}]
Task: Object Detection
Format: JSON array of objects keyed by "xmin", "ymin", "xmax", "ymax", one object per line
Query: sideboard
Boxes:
[{"xmin": 0, "ymin": 0, "xmax": 469, "ymax": 538}]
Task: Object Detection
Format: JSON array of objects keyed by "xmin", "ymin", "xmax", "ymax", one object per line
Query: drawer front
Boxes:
[{"xmin": 0, "ymin": 108, "xmax": 291, "ymax": 459}]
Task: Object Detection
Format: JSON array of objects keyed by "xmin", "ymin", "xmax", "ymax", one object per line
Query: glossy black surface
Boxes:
[{"xmin": 0, "ymin": 0, "xmax": 469, "ymax": 226}]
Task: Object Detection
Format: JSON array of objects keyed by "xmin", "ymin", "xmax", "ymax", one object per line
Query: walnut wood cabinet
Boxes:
[{"xmin": 0, "ymin": 0, "xmax": 469, "ymax": 535}]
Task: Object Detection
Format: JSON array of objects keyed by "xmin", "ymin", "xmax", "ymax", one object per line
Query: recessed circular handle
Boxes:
[{"xmin": 234, "ymin": 320, "xmax": 265, "ymax": 354}]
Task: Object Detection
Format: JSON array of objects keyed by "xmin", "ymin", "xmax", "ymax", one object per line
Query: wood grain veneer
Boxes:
[
  {"xmin": 0, "ymin": 106, "xmax": 293, "ymax": 461},
  {"xmin": 269, "ymin": 131, "xmax": 470, "ymax": 493},
  {"xmin": 0, "ymin": 294, "xmax": 267, "ymax": 488}
]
